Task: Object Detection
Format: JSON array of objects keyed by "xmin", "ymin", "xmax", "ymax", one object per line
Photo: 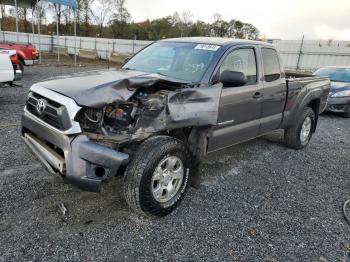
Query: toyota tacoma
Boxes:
[{"xmin": 22, "ymin": 38, "xmax": 330, "ymax": 217}]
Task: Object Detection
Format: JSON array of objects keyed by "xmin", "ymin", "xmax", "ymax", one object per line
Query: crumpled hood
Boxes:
[{"xmin": 32, "ymin": 69, "xmax": 187, "ymax": 108}]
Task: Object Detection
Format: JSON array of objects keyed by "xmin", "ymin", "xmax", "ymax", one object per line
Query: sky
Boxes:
[{"xmin": 124, "ymin": 0, "xmax": 350, "ymax": 40}]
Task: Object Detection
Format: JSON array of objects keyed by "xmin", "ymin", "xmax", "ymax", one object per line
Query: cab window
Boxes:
[
  {"xmin": 261, "ymin": 48, "xmax": 281, "ymax": 82},
  {"xmin": 219, "ymin": 48, "xmax": 257, "ymax": 85}
]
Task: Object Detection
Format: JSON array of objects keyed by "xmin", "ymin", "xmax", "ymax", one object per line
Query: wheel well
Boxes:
[
  {"xmin": 168, "ymin": 127, "xmax": 210, "ymax": 165},
  {"xmin": 307, "ymin": 99, "xmax": 320, "ymax": 132},
  {"xmin": 168, "ymin": 128, "xmax": 189, "ymax": 143}
]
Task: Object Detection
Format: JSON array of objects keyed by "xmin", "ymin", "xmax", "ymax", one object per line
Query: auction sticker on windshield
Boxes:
[{"xmin": 194, "ymin": 44, "xmax": 221, "ymax": 51}]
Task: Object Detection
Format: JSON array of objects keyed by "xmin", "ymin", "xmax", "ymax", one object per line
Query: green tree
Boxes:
[
  {"xmin": 189, "ymin": 21, "xmax": 210, "ymax": 36},
  {"xmin": 149, "ymin": 16, "xmax": 173, "ymax": 40},
  {"xmin": 109, "ymin": 0, "xmax": 132, "ymax": 38},
  {"xmin": 93, "ymin": 0, "xmax": 115, "ymax": 36},
  {"xmin": 210, "ymin": 13, "xmax": 229, "ymax": 37}
]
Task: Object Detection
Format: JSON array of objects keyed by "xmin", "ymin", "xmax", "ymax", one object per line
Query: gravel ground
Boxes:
[{"xmin": 0, "ymin": 64, "xmax": 350, "ymax": 261}]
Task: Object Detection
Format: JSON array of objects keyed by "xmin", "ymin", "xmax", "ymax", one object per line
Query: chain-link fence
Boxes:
[
  {"xmin": 2, "ymin": 31, "xmax": 350, "ymax": 71},
  {"xmin": 273, "ymin": 39, "xmax": 350, "ymax": 72},
  {"xmin": 0, "ymin": 31, "xmax": 152, "ymax": 60}
]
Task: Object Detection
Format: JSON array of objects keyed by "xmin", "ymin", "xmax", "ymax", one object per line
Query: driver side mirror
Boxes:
[{"xmin": 220, "ymin": 70, "xmax": 247, "ymax": 87}]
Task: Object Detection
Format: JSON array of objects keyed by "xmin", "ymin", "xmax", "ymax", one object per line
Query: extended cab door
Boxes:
[
  {"xmin": 208, "ymin": 46, "xmax": 263, "ymax": 152},
  {"xmin": 259, "ymin": 48, "xmax": 288, "ymax": 134}
]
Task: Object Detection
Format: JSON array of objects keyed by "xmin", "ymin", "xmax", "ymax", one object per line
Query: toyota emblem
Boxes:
[{"xmin": 36, "ymin": 99, "xmax": 47, "ymax": 115}]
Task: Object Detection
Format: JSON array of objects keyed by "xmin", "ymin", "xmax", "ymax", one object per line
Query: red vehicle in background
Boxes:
[{"xmin": 0, "ymin": 42, "xmax": 38, "ymax": 72}]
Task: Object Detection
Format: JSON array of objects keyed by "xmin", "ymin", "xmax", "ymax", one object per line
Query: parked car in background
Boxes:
[
  {"xmin": 0, "ymin": 48, "xmax": 21, "ymax": 72},
  {"xmin": 0, "ymin": 50, "xmax": 22, "ymax": 83},
  {"xmin": 313, "ymin": 66, "xmax": 350, "ymax": 118},
  {"xmin": 0, "ymin": 42, "xmax": 38, "ymax": 72}
]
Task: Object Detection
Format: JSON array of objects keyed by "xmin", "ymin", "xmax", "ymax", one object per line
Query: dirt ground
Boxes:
[
  {"xmin": 0, "ymin": 62, "xmax": 350, "ymax": 261},
  {"xmin": 38, "ymin": 52, "xmax": 121, "ymax": 68}
]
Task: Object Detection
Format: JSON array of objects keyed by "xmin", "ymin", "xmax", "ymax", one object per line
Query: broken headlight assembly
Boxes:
[
  {"xmin": 75, "ymin": 103, "xmax": 138, "ymax": 134},
  {"xmin": 103, "ymin": 103, "xmax": 137, "ymax": 132},
  {"xmin": 84, "ymin": 107, "xmax": 104, "ymax": 123},
  {"xmin": 75, "ymin": 107, "xmax": 104, "ymax": 133},
  {"xmin": 75, "ymin": 91, "xmax": 168, "ymax": 135}
]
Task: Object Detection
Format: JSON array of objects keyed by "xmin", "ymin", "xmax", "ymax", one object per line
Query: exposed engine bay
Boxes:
[
  {"xmin": 75, "ymin": 81, "xmax": 223, "ymax": 145},
  {"xmin": 76, "ymin": 88, "xmax": 168, "ymax": 137}
]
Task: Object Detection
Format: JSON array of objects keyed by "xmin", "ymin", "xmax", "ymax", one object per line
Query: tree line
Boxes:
[{"xmin": 0, "ymin": 0, "xmax": 260, "ymax": 40}]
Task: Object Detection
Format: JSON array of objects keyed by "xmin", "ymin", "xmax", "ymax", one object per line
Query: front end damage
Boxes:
[{"xmin": 21, "ymin": 71, "xmax": 222, "ymax": 192}]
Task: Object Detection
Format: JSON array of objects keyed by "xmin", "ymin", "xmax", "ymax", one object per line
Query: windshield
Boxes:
[
  {"xmin": 123, "ymin": 42, "xmax": 221, "ymax": 83},
  {"xmin": 313, "ymin": 68, "xmax": 350, "ymax": 82}
]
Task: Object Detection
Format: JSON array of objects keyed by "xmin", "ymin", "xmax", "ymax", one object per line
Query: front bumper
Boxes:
[
  {"xmin": 24, "ymin": 59, "xmax": 39, "ymax": 66},
  {"xmin": 14, "ymin": 69, "xmax": 22, "ymax": 81},
  {"xmin": 22, "ymin": 110, "xmax": 129, "ymax": 192},
  {"xmin": 326, "ymin": 97, "xmax": 350, "ymax": 113}
]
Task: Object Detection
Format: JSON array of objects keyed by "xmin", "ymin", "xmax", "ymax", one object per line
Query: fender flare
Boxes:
[{"xmin": 285, "ymin": 88, "xmax": 322, "ymax": 129}]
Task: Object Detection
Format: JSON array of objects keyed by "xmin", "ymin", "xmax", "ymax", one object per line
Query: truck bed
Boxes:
[{"xmin": 282, "ymin": 74, "xmax": 330, "ymax": 128}]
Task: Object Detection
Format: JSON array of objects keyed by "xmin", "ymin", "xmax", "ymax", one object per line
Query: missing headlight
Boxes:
[
  {"xmin": 104, "ymin": 103, "xmax": 136, "ymax": 129},
  {"xmin": 84, "ymin": 108, "xmax": 104, "ymax": 123},
  {"xmin": 75, "ymin": 108, "xmax": 104, "ymax": 134}
]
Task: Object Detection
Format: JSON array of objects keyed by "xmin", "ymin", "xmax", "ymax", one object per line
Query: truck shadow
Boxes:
[
  {"xmin": 19, "ymin": 123, "xmax": 321, "ymax": 226},
  {"xmin": 63, "ymin": 130, "xmax": 287, "ymax": 222}
]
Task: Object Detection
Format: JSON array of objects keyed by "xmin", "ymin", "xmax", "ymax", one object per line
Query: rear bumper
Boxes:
[
  {"xmin": 24, "ymin": 59, "xmax": 39, "ymax": 66},
  {"xmin": 21, "ymin": 111, "xmax": 129, "ymax": 192},
  {"xmin": 326, "ymin": 97, "xmax": 350, "ymax": 113}
]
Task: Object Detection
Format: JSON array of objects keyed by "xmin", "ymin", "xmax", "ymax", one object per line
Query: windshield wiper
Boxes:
[
  {"xmin": 181, "ymin": 82, "xmax": 202, "ymax": 88},
  {"xmin": 155, "ymin": 72, "xmax": 169, "ymax": 77},
  {"xmin": 330, "ymin": 80, "xmax": 349, "ymax": 83}
]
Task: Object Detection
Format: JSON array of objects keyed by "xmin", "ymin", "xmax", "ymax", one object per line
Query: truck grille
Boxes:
[{"xmin": 26, "ymin": 92, "xmax": 71, "ymax": 131}]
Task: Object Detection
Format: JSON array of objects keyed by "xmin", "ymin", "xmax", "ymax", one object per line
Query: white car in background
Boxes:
[{"xmin": 0, "ymin": 49, "xmax": 22, "ymax": 83}]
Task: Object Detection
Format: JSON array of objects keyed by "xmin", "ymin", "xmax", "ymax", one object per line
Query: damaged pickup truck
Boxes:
[{"xmin": 22, "ymin": 38, "xmax": 330, "ymax": 217}]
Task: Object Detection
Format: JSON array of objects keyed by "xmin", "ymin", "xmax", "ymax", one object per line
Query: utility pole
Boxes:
[
  {"xmin": 56, "ymin": 4, "xmax": 61, "ymax": 63},
  {"xmin": 74, "ymin": 9, "xmax": 77, "ymax": 68},
  {"xmin": 296, "ymin": 35, "xmax": 304, "ymax": 71},
  {"xmin": 36, "ymin": 0, "xmax": 41, "ymax": 64},
  {"xmin": 14, "ymin": 0, "xmax": 19, "ymax": 42}
]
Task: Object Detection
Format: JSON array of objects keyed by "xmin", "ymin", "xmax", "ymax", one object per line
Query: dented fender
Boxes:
[
  {"xmin": 130, "ymin": 83, "xmax": 223, "ymax": 140},
  {"xmin": 167, "ymin": 83, "xmax": 223, "ymax": 126}
]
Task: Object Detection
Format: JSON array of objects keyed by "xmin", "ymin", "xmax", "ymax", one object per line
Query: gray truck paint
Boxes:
[
  {"xmin": 21, "ymin": 38, "xmax": 330, "ymax": 192},
  {"xmin": 22, "ymin": 109, "xmax": 128, "ymax": 192}
]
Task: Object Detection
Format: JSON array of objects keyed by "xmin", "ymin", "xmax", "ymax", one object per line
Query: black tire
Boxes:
[
  {"xmin": 343, "ymin": 106, "xmax": 350, "ymax": 118},
  {"xmin": 284, "ymin": 107, "xmax": 315, "ymax": 150},
  {"xmin": 19, "ymin": 60, "xmax": 25, "ymax": 73},
  {"xmin": 123, "ymin": 136, "xmax": 191, "ymax": 218}
]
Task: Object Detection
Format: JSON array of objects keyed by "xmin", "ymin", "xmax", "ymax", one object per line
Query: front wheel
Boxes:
[
  {"xmin": 123, "ymin": 136, "xmax": 191, "ymax": 218},
  {"xmin": 284, "ymin": 107, "xmax": 315, "ymax": 149}
]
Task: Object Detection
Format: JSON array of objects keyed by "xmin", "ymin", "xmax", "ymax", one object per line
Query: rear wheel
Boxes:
[
  {"xmin": 123, "ymin": 136, "xmax": 190, "ymax": 218},
  {"xmin": 284, "ymin": 107, "xmax": 315, "ymax": 149}
]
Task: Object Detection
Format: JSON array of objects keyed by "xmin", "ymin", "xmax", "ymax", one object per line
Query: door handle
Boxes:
[{"xmin": 253, "ymin": 92, "xmax": 263, "ymax": 99}]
